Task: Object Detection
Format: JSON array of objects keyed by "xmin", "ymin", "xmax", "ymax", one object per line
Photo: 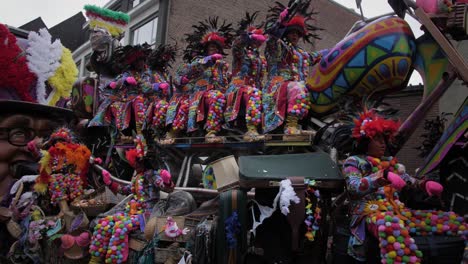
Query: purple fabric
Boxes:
[{"xmin": 0, "ymin": 88, "xmax": 21, "ymax": 100}]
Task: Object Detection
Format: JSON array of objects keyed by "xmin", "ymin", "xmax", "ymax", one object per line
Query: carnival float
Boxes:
[{"xmin": 0, "ymin": 0, "xmax": 467, "ymax": 263}]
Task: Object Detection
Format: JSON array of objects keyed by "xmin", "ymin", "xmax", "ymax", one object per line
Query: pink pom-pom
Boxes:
[
  {"xmin": 251, "ymin": 34, "xmax": 267, "ymax": 43},
  {"xmin": 126, "ymin": 77, "xmax": 137, "ymax": 85},
  {"xmin": 387, "ymin": 172, "xmax": 406, "ymax": 190},
  {"xmin": 109, "ymin": 82, "xmax": 117, "ymax": 89}
]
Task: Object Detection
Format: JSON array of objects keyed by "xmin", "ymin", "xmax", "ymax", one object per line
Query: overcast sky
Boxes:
[{"xmin": 0, "ymin": 0, "xmax": 422, "ymax": 83}]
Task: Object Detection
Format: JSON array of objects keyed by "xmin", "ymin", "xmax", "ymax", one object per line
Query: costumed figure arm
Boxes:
[
  {"xmin": 101, "ymin": 169, "xmax": 132, "ymax": 195},
  {"xmin": 396, "ymin": 163, "xmax": 444, "ymax": 196},
  {"xmin": 344, "ymin": 156, "xmax": 389, "ymax": 199}
]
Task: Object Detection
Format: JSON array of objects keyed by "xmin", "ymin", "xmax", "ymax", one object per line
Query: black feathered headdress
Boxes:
[
  {"xmin": 147, "ymin": 44, "xmax": 177, "ymax": 71},
  {"xmin": 183, "ymin": 17, "xmax": 234, "ymax": 62},
  {"xmin": 113, "ymin": 43, "xmax": 152, "ymax": 71},
  {"xmin": 266, "ymin": 0, "xmax": 322, "ymax": 44}
]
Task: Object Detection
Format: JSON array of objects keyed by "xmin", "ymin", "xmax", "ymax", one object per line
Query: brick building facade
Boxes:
[{"xmin": 384, "ymin": 86, "xmax": 440, "ymax": 174}]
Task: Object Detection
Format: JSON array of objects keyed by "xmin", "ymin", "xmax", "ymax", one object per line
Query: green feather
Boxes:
[{"xmin": 84, "ymin": 5, "xmax": 130, "ymax": 23}]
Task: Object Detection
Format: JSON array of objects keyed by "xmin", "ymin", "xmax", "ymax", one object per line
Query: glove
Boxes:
[
  {"xmin": 102, "ymin": 169, "xmax": 112, "ymax": 186},
  {"xmin": 425, "ymin": 181, "xmax": 443, "ymax": 196},
  {"xmin": 386, "ymin": 171, "xmax": 406, "ymax": 190},
  {"xmin": 251, "ymin": 33, "xmax": 267, "ymax": 43},
  {"xmin": 210, "ymin": 53, "xmax": 223, "ymax": 61},
  {"xmin": 125, "ymin": 77, "xmax": 137, "ymax": 86},
  {"xmin": 280, "ymin": 8, "xmax": 289, "ymax": 22},
  {"xmin": 109, "ymin": 81, "xmax": 117, "ymax": 89},
  {"xmin": 180, "ymin": 76, "xmax": 189, "ymax": 85}
]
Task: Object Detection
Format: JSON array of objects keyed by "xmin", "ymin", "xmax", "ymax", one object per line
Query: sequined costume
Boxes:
[
  {"xmin": 89, "ymin": 141, "xmax": 174, "ymax": 264},
  {"xmin": 224, "ymin": 13, "xmax": 267, "ymax": 139},
  {"xmin": 344, "ymin": 155, "xmax": 468, "ymax": 263},
  {"xmin": 144, "ymin": 70, "xmax": 170, "ymax": 133},
  {"xmin": 262, "ymin": 34, "xmax": 320, "ymax": 133},
  {"xmin": 262, "ymin": 1, "xmax": 322, "ymax": 135}
]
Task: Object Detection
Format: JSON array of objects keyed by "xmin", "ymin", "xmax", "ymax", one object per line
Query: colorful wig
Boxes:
[{"xmin": 352, "ymin": 109, "xmax": 400, "ymax": 141}]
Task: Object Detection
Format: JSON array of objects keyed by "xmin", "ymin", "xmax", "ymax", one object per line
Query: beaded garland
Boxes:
[
  {"xmin": 172, "ymin": 97, "xmax": 189, "ymax": 131},
  {"xmin": 367, "ymin": 156, "xmax": 399, "ymax": 173},
  {"xmin": 89, "ymin": 213, "xmax": 140, "ymax": 263},
  {"xmin": 245, "ymin": 86, "xmax": 262, "ymax": 127},
  {"xmin": 152, "ymin": 99, "xmax": 169, "ymax": 128},
  {"xmin": 289, "ymin": 45, "xmax": 310, "ymax": 81},
  {"xmin": 287, "ymin": 86, "xmax": 311, "ymax": 117},
  {"xmin": 304, "ymin": 179, "xmax": 321, "ymax": 242},
  {"xmin": 206, "ymin": 90, "xmax": 226, "ymax": 132},
  {"xmin": 133, "ymin": 95, "xmax": 147, "ymax": 133}
]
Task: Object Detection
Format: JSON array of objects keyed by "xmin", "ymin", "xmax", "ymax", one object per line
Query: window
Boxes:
[
  {"xmin": 132, "ymin": 16, "xmax": 158, "ymax": 45},
  {"xmin": 132, "ymin": 0, "xmax": 141, "ymax": 8},
  {"xmin": 83, "ymin": 54, "xmax": 92, "ymax": 76}
]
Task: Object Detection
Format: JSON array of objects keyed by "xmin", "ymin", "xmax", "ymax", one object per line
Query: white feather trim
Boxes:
[
  {"xmin": 279, "ymin": 179, "xmax": 300, "ymax": 216},
  {"xmin": 26, "ymin": 28, "xmax": 63, "ymax": 104},
  {"xmin": 10, "ymin": 175, "xmax": 38, "ymax": 194}
]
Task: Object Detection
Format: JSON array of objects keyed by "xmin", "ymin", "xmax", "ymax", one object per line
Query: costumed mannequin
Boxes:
[
  {"xmin": 89, "ymin": 44, "xmax": 152, "ymax": 143},
  {"xmin": 224, "ymin": 12, "xmax": 268, "ymax": 141},
  {"xmin": 89, "ymin": 136, "xmax": 174, "ymax": 264},
  {"xmin": 34, "ymin": 128, "xmax": 91, "ymax": 215},
  {"xmin": 145, "ymin": 44, "xmax": 177, "ymax": 139},
  {"xmin": 72, "ymin": 5, "xmax": 130, "ymax": 119},
  {"xmin": 263, "ymin": 0, "xmax": 322, "ymax": 140},
  {"xmin": 164, "ymin": 17, "xmax": 233, "ymax": 144},
  {"xmin": 343, "ymin": 109, "xmax": 467, "ymax": 263}
]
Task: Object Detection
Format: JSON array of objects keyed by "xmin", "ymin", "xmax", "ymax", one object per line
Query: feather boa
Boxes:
[
  {"xmin": 27, "ymin": 28, "xmax": 63, "ymax": 104},
  {"xmin": 0, "ymin": 23, "xmax": 36, "ymax": 102},
  {"xmin": 47, "ymin": 47, "xmax": 78, "ymax": 105},
  {"xmin": 279, "ymin": 179, "xmax": 300, "ymax": 215}
]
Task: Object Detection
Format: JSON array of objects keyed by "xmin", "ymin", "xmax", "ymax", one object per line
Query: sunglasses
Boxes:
[{"xmin": 0, "ymin": 127, "xmax": 53, "ymax": 147}]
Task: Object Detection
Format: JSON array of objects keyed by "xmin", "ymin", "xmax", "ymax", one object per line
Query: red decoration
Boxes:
[
  {"xmin": 0, "ymin": 24, "xmax": 36, "ymax": 102},
  {"xmin": 352, "ymin": 109, "xmax": 400, "ymax": 140}
]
